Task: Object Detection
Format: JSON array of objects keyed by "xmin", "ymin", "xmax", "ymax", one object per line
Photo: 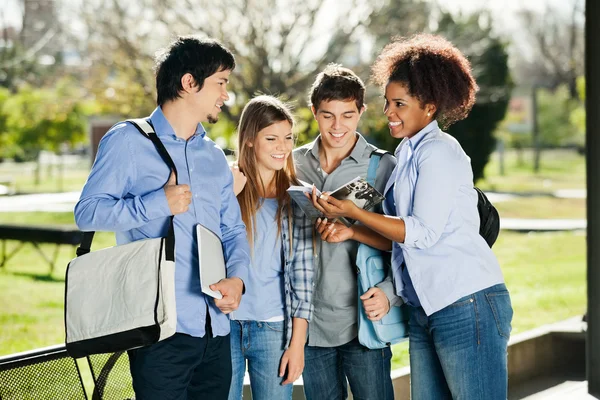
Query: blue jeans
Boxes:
[
  {"xmin": 228, "ymin": 320, "xmax": 293, "ymax": 400},
  {"xmin": 409, "ymin": 283, "xmax": 513, "ymax": 400},
  {"xmin": 303, "ymin": 338, "xmax": 394, "ymax": 400}
]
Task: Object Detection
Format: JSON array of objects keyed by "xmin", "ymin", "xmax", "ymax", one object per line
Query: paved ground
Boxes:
[
  {"xmin": 0, "ymin": 192, "xmax": 80, "ymax": 212},
  {"xmin": 0, "ymin": 191, "xmax": 589, "ymax": 232}
]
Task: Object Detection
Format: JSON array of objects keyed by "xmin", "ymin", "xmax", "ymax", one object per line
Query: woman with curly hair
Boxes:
[{"xmin": 311, "ymin": 34, "xmax": 513, "ymax": 399}]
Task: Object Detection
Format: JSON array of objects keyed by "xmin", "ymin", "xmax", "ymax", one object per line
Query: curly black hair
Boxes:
[{"xmin": 371, "ymin": 34, "xmax": 478, "ymax": 128}]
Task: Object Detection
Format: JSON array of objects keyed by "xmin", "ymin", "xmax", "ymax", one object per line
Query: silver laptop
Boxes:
[{"xmin": 196, "ymin": 224, "xmax": 226, "ymax": 299}]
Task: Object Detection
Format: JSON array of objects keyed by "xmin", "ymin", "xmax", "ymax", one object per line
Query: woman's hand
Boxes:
[
  {"xmin": 360, "ymin": 287, "xmax": 390, "ymax": 321},
  {"xmin": 230, "ymin": 163, "xmax": 247, "ymax": 196},
  {"xmin": 315, "ymin": 218, "xmax": 354, "ymax": 243},
  {"xmin": 279, "ymin": 341, "xmax": 305, "ymax": 385},
  {"xmin": 308, "ymin": 186, "xmax": 360, "ymax": 220}
]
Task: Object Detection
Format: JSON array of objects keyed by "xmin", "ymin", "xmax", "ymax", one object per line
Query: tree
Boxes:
[
  {"xmin": 512, "ymin": 0, "xmax": 584, "ymax": 98},
  {"xmin": 361, "ymin": 10, "xmax": 512, "ymax": 182},
  {"xmin": 570, "ymin": 76, "xmax": 586, "ymax": 151},
  {"xmin": 1, "ymin": 79, "xmax": 94, "ymax": 161},
  {"xmin": 80, "ymin": 0, "xmax": 372, "ymax": 114},
  {"xmin": 437, "ymin": 12, "xmax": 512, "ymax": 182}
]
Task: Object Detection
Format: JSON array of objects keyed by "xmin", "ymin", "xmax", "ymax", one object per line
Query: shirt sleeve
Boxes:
[
  {"xmin": 401, "ymin": 140, "xmax": 463, "ymax": 250},
  {"xmin": 289, "ymin": 206, "xmax": 315, "ymax": 321},
  {"xmin": 375, "ymin": 259, "xmax": 405, "ymax": 307},
  {"xmin": 219, "ymin": 163, "xmax": 250, "ymax": 287},
  {"xmin": 74, "ymin": 127, "xmax": 172, "ymax": 232}
]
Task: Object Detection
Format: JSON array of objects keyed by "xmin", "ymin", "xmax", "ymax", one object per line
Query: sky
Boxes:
[{"xmin": 0, "ymin": 0, "xmax": 575, "ymax": 31}]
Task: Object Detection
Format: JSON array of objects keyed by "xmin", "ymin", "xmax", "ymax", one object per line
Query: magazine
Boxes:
[{"xmin": 287, "ymin": 177, "xmax": 385, "ymax": 227}]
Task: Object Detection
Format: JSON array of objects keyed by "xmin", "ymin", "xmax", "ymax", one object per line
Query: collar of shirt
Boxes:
[
  {"xmin": 394, "ymin": 120, "xmax": 439, "ymax": 158},
  {"xmin": 387, "ymin": 120, "xmax": 440, "ymax": 196},
  {"xmin": 149, "ymin": 106, "xmax": 207, "ymax": 140},
  {"xmin": 308, "ymin": 132, "xmax": 371, "ymax": 163}
]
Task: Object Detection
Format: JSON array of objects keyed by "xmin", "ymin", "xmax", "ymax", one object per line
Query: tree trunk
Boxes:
[{"xmin": 532, "ymin": 86, "xmax": 541, "ymax": 173}]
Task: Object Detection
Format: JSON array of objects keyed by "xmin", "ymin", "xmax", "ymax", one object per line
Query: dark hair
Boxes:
[
  {"xmin": 371, "ymin": 33, "xmax": 478, "ymax": 128},
  {"xmin": 308, "ymin": 63, "xmax": 365, "ymax": 111},
  {"xmin": 154, "ymin": 36, "xmax": 235, "ymax": 106}
]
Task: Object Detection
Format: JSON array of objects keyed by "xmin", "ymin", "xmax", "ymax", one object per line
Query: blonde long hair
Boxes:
[{"xmin": 236, "ymin": 95, "xmax": 299, "ymax": 247}]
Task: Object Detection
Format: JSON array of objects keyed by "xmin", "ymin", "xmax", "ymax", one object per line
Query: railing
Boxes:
[{"xmin": 0, "ymin": 345, "xmax": 134, "ymax": 400}]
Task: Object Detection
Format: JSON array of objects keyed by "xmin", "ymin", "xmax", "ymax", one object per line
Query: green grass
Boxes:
[
  {"xmin": 0, "ymin": 212, "xmax": 114, "ymax": 356},
  {"xmin": 0, "ymin": 159, "xmax": 90, "ymax": 194},
  {"xmin": 479, "ymin": 148, "xmax": 585, "ymax": 193},
  {"xmin": 0, "ymin": 149, "xmax": 586, "ymax": 195},
  {"xmin": 389, "ymin": 230, "xmax": 586, "ymax": 369},
  {"xmin": 0, "ymin": 211, "xmax": 586, "ymax": 373},
  {"xmin": 494, "ymin": 196, "xmax": 586, "ymax": 219}
]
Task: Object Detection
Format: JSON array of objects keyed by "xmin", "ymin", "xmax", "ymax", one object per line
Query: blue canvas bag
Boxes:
[{"xmin": 356, "ymin": 150, "xmax": 410, "ymax": 349}]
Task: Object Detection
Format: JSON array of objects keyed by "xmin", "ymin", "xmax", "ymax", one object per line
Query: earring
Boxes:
[{"xmin": 427, "ymin": 112, "xmax": 431, "ymax": 117}]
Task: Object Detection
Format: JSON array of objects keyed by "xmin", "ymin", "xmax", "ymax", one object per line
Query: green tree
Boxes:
[
  {"xmin": 537, "ymin": 85, "xmax": 579, "ymax": 148},
  {"xmin": 437, "ymin": 12, "xmax": 512, "ymax": 182},
  {"xmin": 569, "ymin": 76, "xmax": 586, "ymax": 151},
  {"xmin": 361, "ymin": 11, "xmax": 512, "ymax": 181},
  {"xmin": 1, "ymin": 79, "xmax": 95, "ymax": 160}
]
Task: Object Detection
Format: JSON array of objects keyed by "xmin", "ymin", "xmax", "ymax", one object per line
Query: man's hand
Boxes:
[
  {"xmin": 164, "ymin": 171, "xmax": 192, "ymax": 215},
  {"xmin": 279, "ymin": 341, "xmax": 305, "ymax": 385},
  {"xmin": 230, "ymin": 163, "xmax": 247, "ymax": 196},
  {"xmin": 315, "ymin": 218, "xmax": 354, "ymax": 243},
  {"xmin": 360, "ymin": 287, "xmax": 390, "ymax": 321},
  {"xmin": 210, "ymin": 277, "xmax": 244, "ymax": 314}
]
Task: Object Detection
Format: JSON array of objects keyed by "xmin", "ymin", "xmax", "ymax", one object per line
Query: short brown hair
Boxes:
[
  {"xmin": 371, "ymin": 34, "xmax": 478, "ymax": 128},
  {"xmin": 309, "ymin": 63, "xmax": 365, "ymax": 111}
]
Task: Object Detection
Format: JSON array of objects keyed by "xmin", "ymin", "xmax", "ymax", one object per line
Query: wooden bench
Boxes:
[{"xmin": 0, "ymin": 224, "xmax": 83, "ymax": 275}]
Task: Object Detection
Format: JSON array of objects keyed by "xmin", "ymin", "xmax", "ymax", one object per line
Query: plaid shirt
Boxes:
[{"xmin": 281, "ymin": 203, "xmax": 315, "ymax": 348}]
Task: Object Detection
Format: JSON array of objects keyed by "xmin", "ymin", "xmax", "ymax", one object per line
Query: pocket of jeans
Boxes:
[
  {"xmin": 263, "ymin": 321, "xmax": 285, "ymax": 332},
  {"xmin": 485, "ymin": 291, "xmax": 513, "ymax": 339}
]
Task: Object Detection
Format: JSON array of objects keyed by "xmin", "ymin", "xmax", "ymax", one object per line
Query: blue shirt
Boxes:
[
  {"xmin": 383, "ymin": 191, "xmax": 420, "ymax": 307},
  {"xmin": 232, "ymin": 198, "xmax": 285, "ymax": 321},
  {"xmin": 74, "ymin": 107, "xmax": 250, "ymax": 338},
  {"xmin": 383, "ymin": 120, "xmax": 504, "ymax": 315}
]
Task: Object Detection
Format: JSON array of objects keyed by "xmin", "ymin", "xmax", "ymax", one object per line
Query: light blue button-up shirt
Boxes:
[
  {"xmin": 75, "ymin": 107, "xmax": 250, "ymax": 338},
  {"xmin": 383, "ymin": 120, "xmax": 504, "ymax": 316},
  {"xmin": 232, "ymin": 198, "xmax": 285, "ymax": 321}
]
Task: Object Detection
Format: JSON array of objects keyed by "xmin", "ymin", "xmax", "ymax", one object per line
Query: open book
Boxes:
[{"xmin": 287, "ymin": 177, "xmax": 385, "ymax": 227}]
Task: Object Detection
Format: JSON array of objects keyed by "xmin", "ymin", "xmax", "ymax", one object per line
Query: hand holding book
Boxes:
[{"xmin": 287, "ymin": 177, "xmax": 384, "ymax": 226}]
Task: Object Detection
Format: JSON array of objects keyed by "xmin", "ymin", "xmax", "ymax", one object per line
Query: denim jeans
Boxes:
[
  {"xmin": 409, "ymin": 283, "xmax": 513, "ymax": 400},
  {"xmin": 228, "ymin": 320, "xmax": 293, "ymax": 400},
  {"xmin": 303, "ymin": 337, "xmax": 394, "ymax": 400}
]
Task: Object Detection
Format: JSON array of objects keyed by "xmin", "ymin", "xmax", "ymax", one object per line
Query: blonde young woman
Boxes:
[{"xmin": 228, "ymin": 95, "xmax": 314, "ymax": 400}]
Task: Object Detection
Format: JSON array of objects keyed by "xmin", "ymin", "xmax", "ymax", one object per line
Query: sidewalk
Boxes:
[
  {"xmin": 486, "ymin": 189, "xmax": 586, "ymax": 204},
  {"xmin": 0, "ymin": 191, "xmax": 588, "ymax": 232}
]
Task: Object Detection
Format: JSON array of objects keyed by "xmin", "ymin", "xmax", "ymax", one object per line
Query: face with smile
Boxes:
[
  {"xmin": 249, "ymin": 120, "xmax": 294, "ymax": 178},
  {"xmin": 313, "ymin": 99, "xmax": 364, "ymax": 152},
  {"xmin": 384, "ymin": 81, "xmax": 436, "ymax": 139},
  {"xmin": 187, "ymin": 69, "xmax": 231, "ymax": 124}
]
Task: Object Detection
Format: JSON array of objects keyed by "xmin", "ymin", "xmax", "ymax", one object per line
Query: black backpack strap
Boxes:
[
  {"xmin": 370, "ymin": 149, "xmax": 391, "ymax": 158},
  {"xmin": 76, "ymin": 118, "xmax": 177, "ymax": 261},
  {"xmin": 127, "ymin": 119, "xmax": 178, "ymax": 183}
]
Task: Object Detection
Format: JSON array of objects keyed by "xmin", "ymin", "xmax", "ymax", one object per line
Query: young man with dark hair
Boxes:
[
  {"xmin": 293, "ymin": 64, "xmax": 399, "ymax": 400},
  {"xmin": 75, "ymin": 36, "xmax": 249, "ymax": 399}
]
